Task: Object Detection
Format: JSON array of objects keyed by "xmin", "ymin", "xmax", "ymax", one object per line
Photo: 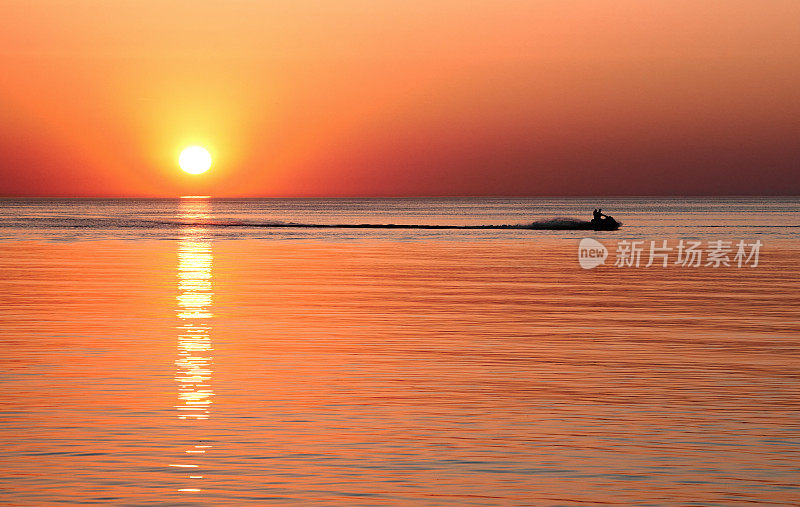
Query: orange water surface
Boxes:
[{"xmin": 1, "ymin": 210, "xmax": 799, "ymax": 504}]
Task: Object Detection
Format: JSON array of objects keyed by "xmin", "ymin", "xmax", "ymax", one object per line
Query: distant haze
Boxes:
[{"xmin": 1, "ymin": 1, "xmax": 798, "ymax": 197}]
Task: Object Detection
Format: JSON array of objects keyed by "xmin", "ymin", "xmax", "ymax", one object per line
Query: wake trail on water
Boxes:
[
  {"xmin": 5, "ymin": 217, "xmax": 609, "ymax": 231},
  {"xmin": 237, "ymin": 217, "xmax": 603, "ymax": 230}
]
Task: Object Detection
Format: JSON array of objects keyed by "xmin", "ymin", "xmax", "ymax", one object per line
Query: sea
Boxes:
[{"xmin": 1, "ymin": 197, "xmax": 799, "ymax": 505}]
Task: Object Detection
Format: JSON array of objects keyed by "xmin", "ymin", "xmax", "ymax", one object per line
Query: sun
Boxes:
[{"xmin": 179, "ymin": 146, "xmax": 212, "ymax": 175}]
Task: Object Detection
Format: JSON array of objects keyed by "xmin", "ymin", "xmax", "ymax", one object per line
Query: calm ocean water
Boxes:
[
  {"xmin": 0, "ymin": 197, "xmax": 798, "ymax": 241},
  {"xmin": 1, "ymin": 197, "xmax": 799, "ymax": 505}
]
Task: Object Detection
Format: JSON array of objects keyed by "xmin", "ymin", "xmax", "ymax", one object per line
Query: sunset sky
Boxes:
[{"xmin": 1, "ymin": 1, "xmax": 798, "ymax": 197}]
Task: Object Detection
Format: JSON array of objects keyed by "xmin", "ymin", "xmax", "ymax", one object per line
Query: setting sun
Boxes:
[{"xmin": 179, "ymin": 146, "xmax": 212, "ymax": 175}]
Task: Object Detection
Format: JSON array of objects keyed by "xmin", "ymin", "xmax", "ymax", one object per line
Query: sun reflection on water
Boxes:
[{"xmin": 173, "ymin": 199, "xmax": 214, "ymax": 493}]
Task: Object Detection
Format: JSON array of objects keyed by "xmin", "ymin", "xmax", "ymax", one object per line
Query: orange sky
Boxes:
[{"xmin": 1, "ymin": 1, "xmax": 799, "ymax": 197}]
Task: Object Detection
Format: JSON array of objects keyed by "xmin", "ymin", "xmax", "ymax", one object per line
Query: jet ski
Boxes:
[{"xmin": 590, "ymin": 215, "xmax": 621, "ymax": 231}]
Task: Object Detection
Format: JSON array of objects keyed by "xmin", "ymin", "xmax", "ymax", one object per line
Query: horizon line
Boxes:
[{"xmin": 0, "ymin": 194, "xmax": 799, "ymax": 200}]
